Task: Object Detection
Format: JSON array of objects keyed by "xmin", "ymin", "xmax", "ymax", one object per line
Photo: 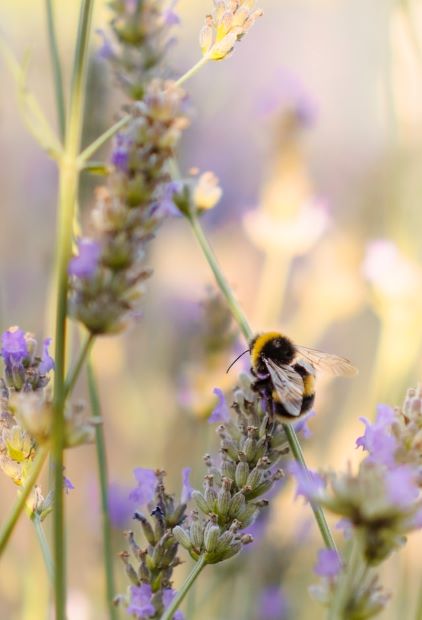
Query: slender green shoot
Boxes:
[
  {"xmin": 78, "ymin": 114, "xmax": 131, "ymax": 165},
  {"xmin": 32, "ymin": 513, "xmax": 54, "ymax": 583},
  {"xmin": 161, "ymin": 556, "xmax": 207, "ymax": 620},
  {"xmin": 64, "ymin": 333, "xmax": 95, "ymax": 398},
  {"xmin": 176, "ymin": 57, "xmax": 209, "ymax": 87},
  {"xmin": 87, "ymin": 359, "xmax": 118, "ymax": 620},
  {"xmin": 45, "ymin": 0, "xmax": 66, "ymax": 140},
  {"xmin": 51, "ymin": 1, "xmax": 95, "ymax": 618},
  {"xmin": 0, "ymin": 445, "xmax": 49, "ymax": 556}
]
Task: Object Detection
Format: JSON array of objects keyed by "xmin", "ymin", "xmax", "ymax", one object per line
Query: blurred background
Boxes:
[{"xmin": 1, "ymin": 0, "xmax": 422, "ymax": 618}]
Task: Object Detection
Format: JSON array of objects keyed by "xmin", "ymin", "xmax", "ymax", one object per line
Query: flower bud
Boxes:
[
  {"xmin": 235, "ymin": 461, "xmax": 249, "ymax": 488},
  {"xmin": 204, "ymin": 524, "xmax": 220, "ymax": 552},
  {"xmin": 172, "ymin": 526, "xmax": 191, "ymax": 551},
  {"xmin": 192, "ymin": 490, "xmax": 210, "ymax": 514}
]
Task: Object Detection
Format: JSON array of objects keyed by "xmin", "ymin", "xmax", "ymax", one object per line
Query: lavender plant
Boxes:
[{"xmin": 2, "ymin": 1, "xmax": 422, "ymax": 620}]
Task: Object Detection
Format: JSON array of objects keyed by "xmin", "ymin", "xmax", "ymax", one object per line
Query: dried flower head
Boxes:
[{"xmin": 199, "ymin": 0, "xmax": 263, "ymax": 61}]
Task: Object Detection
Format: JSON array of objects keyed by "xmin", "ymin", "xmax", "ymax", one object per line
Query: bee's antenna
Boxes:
[{"xmin": 226, "ymin": 349, "xmax": 250, "ymax": 374}]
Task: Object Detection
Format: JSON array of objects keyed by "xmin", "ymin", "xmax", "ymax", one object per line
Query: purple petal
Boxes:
[
  {"xmin": 385, "ymin": 465, "xmax": 419, "ymax": 508},
  {"xmin": 180, "ymin": 467, "xmax": 193, "ymax": 504},
  {"xmin": 314, "ymin": 549, "xmax": 342, "ymax": 578},
  {"xmin": 294, "ymin": 411, "xmax": 315, "ymax": 439},
  {"xmin": 108, "ymin": 483, "xmax": 134, "ymax": 528},
  {"xmin": 128, "ymin": 583, "xmax": 155, "ymax": 618},
  {"xmin": 68, "ymin": 238, "xmax": 101, "ymax": 279},
  {"xmin": 258, "ymin": 586, "xmax": 288, "ymax": 620},
  {"xmin": 356, "ymin": 405, "xmax": 397, "ymax": 467},
  {"xmin": 1, "ymin": 327, "xmax": 28, "ymax": 368},
  {"xmin": 335, "ymin": 518, "xmax": 353, "ymax": 540},
  {"xmin": 63, "ymin": 475, "xmax": 75, "ymax": 495},
  {"xmin": 96, "ymin": 28, "xmax": 114, "ymax": 60},
  {"xmin": 288, "ymin": 461, "xmax": 325, "ymax": 503},
  {"xmin": 208, "ymin": 388, "xmax": 231, "ymax": 424},
  {"xmin": 129, "ymin": 468, "xmax": 156, "ymax": 506},
  {"xmin": 39, "ymin": 338, "xmax": 55, "ymax": 374}
]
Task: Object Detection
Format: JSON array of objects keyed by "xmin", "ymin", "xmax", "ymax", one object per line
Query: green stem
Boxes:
[
  {"xmin": 284, "ymin": 425, "xmax": 337, "ymax": 551},
  {"xmin": 176, "ymin": 57, "xmax": 209, "ymax": 87},
  {"xmin": 52, "ymin": 1, "xmax": 95, "ymax": 618},
  {"xmin": 32, "ymin": 514, "xmax": 54, "ymax": 584},
  {"xmin": 189, "ymin": 214, "xmax": 252, "ymax": 341},
  {"xmin": 78, "ymin": 114, "xmax": 131, "ymax": 165},
  {"xmin": 64, "ymin": 333, "xmax": 95, "ymax": 398},
  {"xmin": 0, "ymin": 446, "xmax": 49, "ymax": 556},
  {"xmin": 328, "ymin": 539, "xmax": 362, "ymax": 620},
  {"xmin": 188, "ymin": 212, "xmax": 337, "ymax": 551},
  {"xmin": 87, "ymin": 359, "xmax": 118, "ymax": 620},
  {"xmin": 161, "ymin": 556, "xmax": 207, "ymax": 620},
  {"xmin": 45, "ymin": 0, "xmax": 66, "ymax": 140}
]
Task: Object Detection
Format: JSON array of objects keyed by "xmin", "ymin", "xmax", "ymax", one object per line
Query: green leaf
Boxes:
[{"xmin": 0, "ymin": 38, "xmax": 62, "ymax": 159}]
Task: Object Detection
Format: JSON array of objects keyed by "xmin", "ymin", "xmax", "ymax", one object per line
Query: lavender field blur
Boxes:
[{"xmin": 1, "ymin": 1, "xmax": 422, "ymax": 619}]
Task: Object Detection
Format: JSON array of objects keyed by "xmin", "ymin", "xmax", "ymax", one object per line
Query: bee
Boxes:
[{"xmin": 229, "ymin": 331, "xmax": 357, "ymax": 422}]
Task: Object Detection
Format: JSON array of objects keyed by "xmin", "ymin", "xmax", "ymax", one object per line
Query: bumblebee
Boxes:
[{"xmin": 249, "ymin": 331, "xmax": 357, "ymax": 421}]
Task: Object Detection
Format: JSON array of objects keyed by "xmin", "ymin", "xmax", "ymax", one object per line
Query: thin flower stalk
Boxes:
[
  {"xmin": 45, "ymin": 0, "xmax": 66, "ymax": 140},
  {"xmin": 51, "ymin": 1, "xmax": 95, "ymax": 617},
  {"xmin": 87, "ymin": 359, "xmax": 117, "ymax": 619}
]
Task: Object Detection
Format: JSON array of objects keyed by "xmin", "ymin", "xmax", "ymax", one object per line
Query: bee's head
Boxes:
[{"xmin": 251, "ymin": 332, "xmax": 296, "ymax": 371}]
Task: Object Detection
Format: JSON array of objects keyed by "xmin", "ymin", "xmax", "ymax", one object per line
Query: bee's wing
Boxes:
[
  {"xmin": 295, "ymin": 345, "xmax": 358, "ymax": 377},
  {"xmin": 264, "ymin": 358, "xmax": 304, "ymax": 417}
]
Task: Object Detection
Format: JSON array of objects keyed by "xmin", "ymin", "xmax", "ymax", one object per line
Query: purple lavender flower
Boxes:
[
  {"xmin": 356, "ymin": 405, "xmax": 397, "ymax": 467},
  {"xmin": 1, "ymin": 327, "xmax": 28, "ymax": 369},
  {"xmin": 127, "ymin": 583, "xmax": 155, "ymax": 618},
  {"xmin": 68, "ymin": 238, "xmax": 101, "ymax": 279},
  {"xmin": 162, "ymin": 589, "xmax": 184, "ymax": 620},
  {"xmin": 258, "ymin": 586, "xmax": 288, "ymax": 620},
  {"xmin": 288, "ymin": 461, "xmax": 325, "ymax": 503},
  {"xmin": 96, "ymin": 28, "xmax": 115, "ymax": 60},
  {"xmin": 162, "ymin": 0, "xmax": 180, "ymax": 26},
  {"xmin": 150, "ymin": 181, "xmax": 184, "ymax": 219},
  {"xmin": 180, "ymin": 467, "xmax": 193, "ymax": 504},
  {"xmin": 335, "ymin": 518, "xmax": 353, "ymax": 540},
  {"xmin": 108, "ymin": 483, "xmax": 134, "ymax": 528},
  {"xmin": 385, "ymin": 465, "xmax": 419, "ymax": 508},
  {"xmin": 129, "ymin": 468, "xmax": 156, "ymax": 506},
  {"xmin": 39, "ymin": 338, "xmax": 55, "ymax": 374},
  {"xmin": 63, "ymin": 475, "xmax": 75, "ymax": 495},
  {"xmin": 208, "ymin": 388, "xmax": 230, "ymax": 423},
  {"xmin": 314, "ymin": 549, "xmax": 342, "ymax": 578},
  {"xmin": 111, "ymin": 133, "xmax": 131, "ymax": 172},
  {"xmin": 294, "ymin": 411, "xmax": 315, "ymax": 439}
]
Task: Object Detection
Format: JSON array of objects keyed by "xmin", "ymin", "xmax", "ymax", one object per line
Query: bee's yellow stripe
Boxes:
[
  {"xmin": 303, "ymin": 373, "xmax": 315, "ymax": 397},
  {"xmin": 250, "ymin": 331, "xmax": 285, "ymax": 369}
]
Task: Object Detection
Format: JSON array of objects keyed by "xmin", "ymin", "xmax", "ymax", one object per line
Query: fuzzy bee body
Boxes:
[{"xmin": 249, "ymin": 332, "xmax": 356, "ymax": 422}]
